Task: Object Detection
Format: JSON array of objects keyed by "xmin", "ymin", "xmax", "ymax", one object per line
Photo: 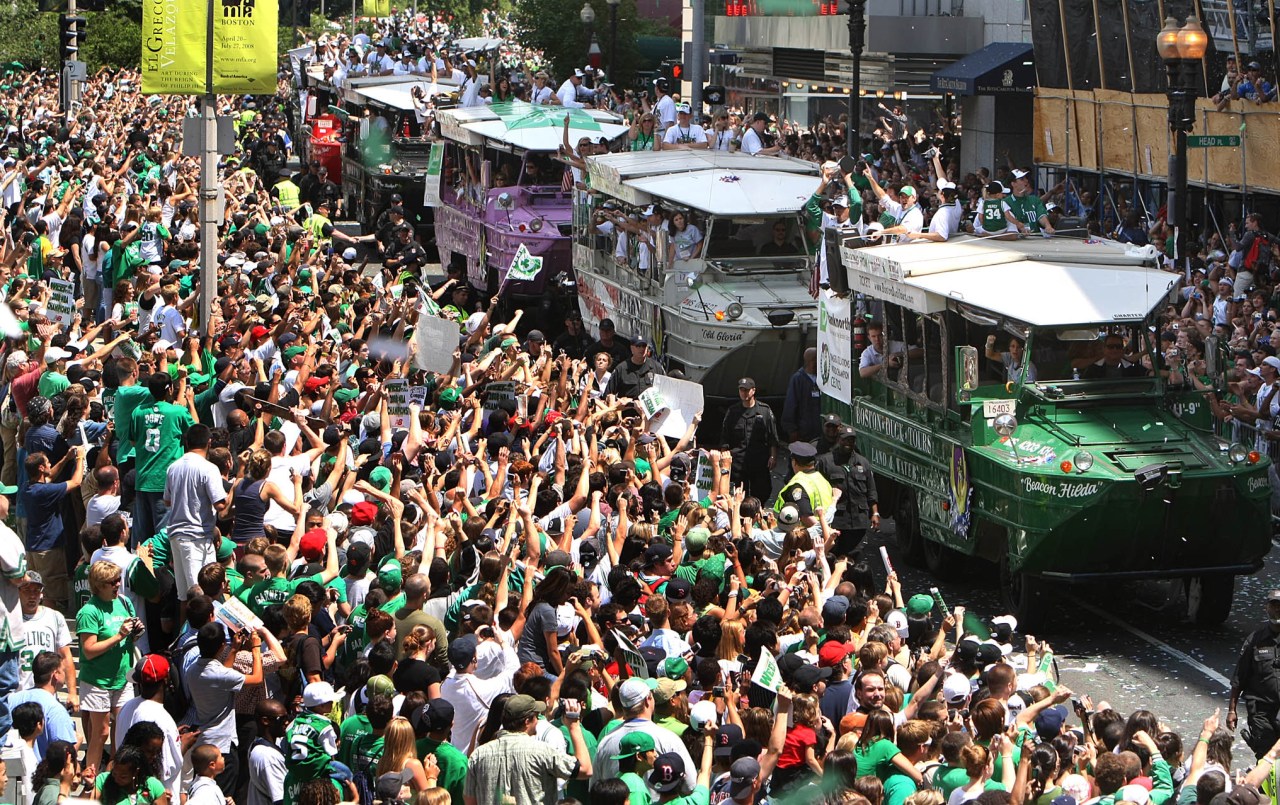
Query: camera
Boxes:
[{"xmin": 924, "ymin": 146, "xmax": 939, "ymax": 159}]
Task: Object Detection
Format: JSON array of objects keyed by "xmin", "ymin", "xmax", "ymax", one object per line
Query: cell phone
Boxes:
[{"xmin": 712, "ymin": 685, "xmax": 725, "ymax": 697}]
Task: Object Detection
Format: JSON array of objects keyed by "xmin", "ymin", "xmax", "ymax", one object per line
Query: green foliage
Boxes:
[
  {"xmin": 82, "ymin": 8, "xmax": 142, "ymax": 70},
  {"xmin": 512, "ymin": 0, "xmax": 671, "ymax": 87},
  {"xmin": 0, "ymin": 0, "xmax": 57, "ymax": 70}
]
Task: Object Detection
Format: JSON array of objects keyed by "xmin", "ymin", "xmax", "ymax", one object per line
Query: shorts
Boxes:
[
  {"xmin": 79, "ymin": 680, "xmax": 134, "ymax": 714},
  {"xmin": 171, "ymin": 534, "xmax": 217, "ymax": 601}
]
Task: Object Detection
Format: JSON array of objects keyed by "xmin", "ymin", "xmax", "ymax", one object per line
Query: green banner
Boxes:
[
  {"xmin": 422, "ymin": 142, "xmax": 444, "ymax": 208},
  {"xmin": 142, "ymin": 0, "xmax": 279, "ymax": 95}
]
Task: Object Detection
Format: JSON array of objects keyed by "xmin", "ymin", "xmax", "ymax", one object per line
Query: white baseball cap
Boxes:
[{"xmin": 302, "ymin": 681, "xmax": 346, "ymax": 708}]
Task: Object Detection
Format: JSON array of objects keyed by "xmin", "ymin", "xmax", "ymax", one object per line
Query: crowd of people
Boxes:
[{"xmin": 0, "ymin": 7, "xmax": 1275, "ymax": 805}]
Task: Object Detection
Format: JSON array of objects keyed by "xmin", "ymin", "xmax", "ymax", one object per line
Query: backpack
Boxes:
[
  {"xmin": 165, "ymin": 628, "xmax": 198, "ymax": 721},
  {"xmin": 1246, "ymin": 233, "xmax": 1271, "ymax": 270}
]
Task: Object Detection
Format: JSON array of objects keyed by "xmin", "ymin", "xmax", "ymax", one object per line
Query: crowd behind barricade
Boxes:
[{"xmin": 0, "ymin": 18, "xmax": 1274, "ymax": 805}]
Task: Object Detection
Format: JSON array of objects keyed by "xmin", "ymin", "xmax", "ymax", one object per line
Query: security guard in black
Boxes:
[
  {"xmin": 721, "ymin": 377, "xmax": 779, "ymax": 502},
  {"xmin": 816, "ymin": 425, "xmax": 880, "ymax": 555},
  {"xmin": 1230, "ymin": 590, "xmax": 1280, "ymax": 758}
]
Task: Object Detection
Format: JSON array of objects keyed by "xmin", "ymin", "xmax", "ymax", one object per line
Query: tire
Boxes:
[
  {"xmin": 896, "ymin": 489, "xmax": 924, "ymax": 565},
  {"xmin": 923, "ymin": 533, "xmax": 966, "ymax": 581},
  {"xmin": 1186, "ymin": 575, "xmax": 1234, "ymax": 625},
  {"xmin": 999, "ymin": 550, "xmax": 1049, "ymax": 629}
]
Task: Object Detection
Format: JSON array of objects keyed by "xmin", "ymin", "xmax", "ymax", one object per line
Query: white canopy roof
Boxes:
[
  {"xmin": 840, "ymin": 235, "xmax": 1175, "ymax": 327},
  {"xmin": 460, "ymin": 119, "xmax": 632, "ymax": 152},
  {"xmin": 624, "ymin": 170, "xmax": 819, "ymax": 216},
  {"xmin": 348, "ymin": 80, "xmax": 454, "ymax": 111},
  {"xmin": 453, "ymin": 36, "xmax": 504, "ymax": 52}
]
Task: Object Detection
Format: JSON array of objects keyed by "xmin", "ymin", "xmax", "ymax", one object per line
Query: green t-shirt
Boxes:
[
  {"xmin": 338, "ymin": 715, "xmax": 383, "ymax": 785},
  {"xmin": 1008, "ymin": 193, "xmax": 1049, "ymax": 233},
  {"xmin": 620, "ymin": 771, "xmax": 652, "ymax": 805},
  {"xmin": 226, "ymin": 566, "xmax": 246, "ymax": 597},
  {"xmin": 93, "ymin": 772, "xmax": 165, "ymax": 805},
  {"xmin": 130, "ymin": 400, "xmax": 193, "ymax": 492},
  {"xmin": 655, "ymin": 715, "xmax": 688, "ymax": 737},
  {"xmin": 674, "ymin": 553, "xmax": 726, "ymax": 590},
  {"xmin": 237, "ymin": 573, "xmax": 323, "ymax": 619},
  {"xmin": 418, "ymin": 736, "xmax": 468, "ymax": 803},
  {"xmin": 113, "ymin": 384, "xmax": 154, "ymax": 463},
  {"xmin": 282, "ymin": 766, "xmax": 340, "ymax": 805},
  {"xmin": 854, "ymin": 737, "xmax": 902, "ymax": 780},
  {"xmin": 938, "ymin": 765, "xmax": 970, "ymax": 801},
  {"xmin": 555, "ymin": 720, "xmax": 600, "ymax": 803},
  {"xmin": 37, "ymin": 370, "xmax": 69, "ymax": 399},
  {"xmin": 885, "ymin": 772, "xmax": 919, "ymax": 805},
  {"xmin": 72, "ymin": 563, "xmax": 92, "ymax": 616},
  {"xmin": 142, "ymin": 531, "xmax": 172, "ymax": 570},
  {"xmin": 76, "ymin": 595, "xmax": 137, "ymax": 690},
  {"xmin": 663, "ymin": 784, "xmax": 711, "ymax": 805}
]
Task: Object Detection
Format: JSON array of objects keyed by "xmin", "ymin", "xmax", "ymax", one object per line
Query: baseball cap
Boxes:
[
  {"xmin": 644, "ymin": 543, "xmax": 673, "ymax": 566},
  {"xmin": 818, "ymin": 641, "xmax": 857, "ymax": 668},
  {"xmin": 216, "ymin": 538, "xmax": 237, "ymax": 562},
  {"xmin": 737, "ymin": 377, "xmax": 755, "ymax": 390},
  {"xmin": 137, "ymin": 653, "xmax": 170, "ymax": 684},
  {"xmin": 1264, "ymin": 356, "xmax": 1280, "ymax": 372},
  {"xmin": 942, "ymin": 672, "xmax": 971, "ymax": 704},
  {"xmin": 299, "ymin": 528, "xmax": 327, "ymax": 561},
  {"xmin": 649, "ymin": 753, "xmax": 686, "ymax": 793},
  {"xmin": 619, "ymin": 678, "xmax": 654, "ymax": 709},
  {"xmin": 1011, "ymin": 168, "xmax": 1029, "ymax": 180},
  {"xmin": 377, "ymin": 557, "xmax": 402, "ymax": 592},
  {"xmin": 729, "ymin": 757, "xmax": 761, "ymax": 797},
  {"xmin": 18, "ymin": 571, "xmax": 42, "ymax": 587},
  {"xmin": 503, "ymin": 694, "xmax": 547, "ymax": 721},
  {"xmin": 906, "ymin": 594, "xmax": 934, "ymax": 616},
  {"xmin": 302, "ymin": 681, "xmax": 345, "ymax": 708},
  {"xmin": 885, "ymin": 609, "xmax": 909, "ymax": 638},
  {"xmin": 676, "ymin": 102, "xmax": 691, "ymax": 114},
  {"xmin": 611, "ymin": 731, "xmax": 656, "ymax": 760},
  {"xmin": 369, "ymin": 466, "xmax": 393, "ymax": 492},
  {"xmin": 689, "ymin": 699, "xmax": 719, "ymax": 732},
  {"xmin": 793, "ymin": 664, "xmax": 832, "ymax": 692},
  {"xmin": 449, "ymin": 635, "xmax": 478, "ymax": 669},
  {"xmin": 1035, "ymin": 704, "xmax": 1069, "ymax": 740},
  {"xmin": 654, "ymin": 677, "xmax": 687, "ymax": 704},
  {"xmin": 821, "ymin": 594, "xmax": 850, "ymax": 622},
  {"xmin": 351, "ymin": 501, "xmax": 378, "ymax": 526},
  {"xmin": 664, "ymin": 577, "xmax": 693, "ymax": 602},
  {"xmin": 715, "ymin": 724, "xmax": 744, "ymax": 758},
  {"xmin": 660, "ymin": 656, "xmax": 690, "ymax": 679}
]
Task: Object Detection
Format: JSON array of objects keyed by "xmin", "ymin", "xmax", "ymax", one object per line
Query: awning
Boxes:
[{"xmin": 931, "ymin": 42, "xmax": 1035, "ymax": 96}]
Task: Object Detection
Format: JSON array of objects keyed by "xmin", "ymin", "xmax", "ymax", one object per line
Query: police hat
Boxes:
[{"xmin": 789, "ymin": 442, "xmax": 818, "ymax": 461}]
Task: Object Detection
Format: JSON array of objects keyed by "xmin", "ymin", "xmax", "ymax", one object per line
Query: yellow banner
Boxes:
[
  {"xmin": 366, "ymin": 0, "xmax": 391, "ymax": 17},
  {"xmin": 141, "ymin": 0, "xmax": 278, "ymax": 95}
]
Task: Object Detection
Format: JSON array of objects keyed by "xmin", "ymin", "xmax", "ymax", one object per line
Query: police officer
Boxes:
[
  {"xmin": 816, "ymin": 425, "xmax": 879, "ymax": 555},
  {"xmin": 774, "ymin": 441, "xmax": 834, "ymax": 527},
  {"xmin": 811, "ymin": 414, "xmax": 843, "ymax": 455},
  {"xmin": 1230, "ymin": 590, "xmax": 1280, "ymax": 757},
  {"xmin": 721, "ymin": 377, "xmax": 779, "ymax": 502}
]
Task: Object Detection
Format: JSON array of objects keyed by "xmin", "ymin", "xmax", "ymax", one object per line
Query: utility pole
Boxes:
[
  {"xmin": 59, "ymin": 0, "xmax": 85, "ymax": 120},
  {"xmin": 690, "ymin": 0, "xmax": 704, "ymax": 113},
  {"xmin": 846, "ymin": 0, "xmax": 866, "ymax": 155},
  {"xmin": 200, "ymin": 0, "xmax": 219, "ymax": 331}
]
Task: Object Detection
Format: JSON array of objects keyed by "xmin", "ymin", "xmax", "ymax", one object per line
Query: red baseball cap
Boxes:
[
  {"xmin": 299, "ymin": 528, "xmax": 328, "ymax": 561},
  {"xmin": 250, "ymin": 325, "xmax": 269, "ymax": 340},
  {"xmin": 138, "ymin": 654, "xmax": 170, "ymax": 684},
  {"xmin": 351, "ymin": 501, "xmax": 378, "ymax": 526},
  {"xmin": 818, "ymin": 641, "xmax": 857, "ymax": 668},
  {"xmin": 304, "ymin": 376, "xmax": 328, "ymax": 393}
]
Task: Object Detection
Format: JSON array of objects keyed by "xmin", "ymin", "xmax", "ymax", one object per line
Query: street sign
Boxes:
[{"xmin": 1187, "ymin": 135, "xmax": 1241, "ymax": 147}]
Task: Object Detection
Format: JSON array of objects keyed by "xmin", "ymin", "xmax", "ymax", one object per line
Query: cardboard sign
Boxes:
[
  {"xmin": 47, "ymin": 278, "xmax": 76, "ymax": 329},
  {"xmin": 385, "ymin": 378, "xmax": 411, "ymax": 430},
  {"xmin": 753, "ymin": 650, "xmax": 781, "ymax": 693},
  {"xmin": 482, "ymin": 381, "xmax": 517, "ymax": 428},
  {"xmin": 612, "ymin": 629, "xmax": 649, "ymax": 679}
]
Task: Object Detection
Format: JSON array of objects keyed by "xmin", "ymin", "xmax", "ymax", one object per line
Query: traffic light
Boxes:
[
  {"xmin": 59, "ymin": 14, "xmax": 85, "ymax": 63},
  {"xmin": 670, "ymin": 62, "xmax": 684, "ymax": 82}
]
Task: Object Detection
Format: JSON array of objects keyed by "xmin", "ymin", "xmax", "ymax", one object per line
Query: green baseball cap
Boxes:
[
  {"xmin": 660, "ymin": 657, "xmax": 689, "ymax": 679},
  {"xmin": 685, "ymin": 526, "xmax": 711, "ymax": 554},
  {"xmin": 369, "ymin": 466, "xmax": 392, "ymax": 492},
  {"xmin": 283, "ymin": 346, "xmax": 307, "ymax": 362},
  {"xmin": 377, "ymin": 557, "xmax": 402, "ymax": 593},
  {"xmin": 439, "ymin": 387, "xmax": 460, "ymax": 405},
  {"xmin": 366, "ymin": 674, "xmax": 396, "ymax": 697},
  {"xmin": 216, "ymin": 538, "xmax": 237, "ymax": 562},
  {"xmin": 610, "ymin": 731, "xmax": 656, "ymax": 760},
  {"xmin": 906, "ymin": 594, "xmax": 935, "ymax": 617},
  {"xmin": 334, "ymin": 387, "xmax": 360, "ymax": 403}
]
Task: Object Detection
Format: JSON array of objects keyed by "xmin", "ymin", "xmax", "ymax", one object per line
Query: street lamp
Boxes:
[
  {"xmin": 606, "ymin": 0, "xmax": 621, "ymax": 81},
  {"xmin": 1158, "ymin": 15, "xmax": 1208, "ymax": 272},
  {"xmin": 580, "ymin": 3, "xmax": 600, "ymax": 69},
  {"xmin": 846, "ymin": 0, "xmax": 867, "ymax": 155}
]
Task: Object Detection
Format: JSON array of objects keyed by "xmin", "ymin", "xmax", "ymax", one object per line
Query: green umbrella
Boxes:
[{"xmin": 492, "ymin": 100, "xmax": 601, "ymax": 132}]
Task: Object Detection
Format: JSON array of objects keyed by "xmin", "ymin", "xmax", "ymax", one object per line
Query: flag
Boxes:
[
  {"xmin": 561, "ymin": 165, "xmax": 574, "ymax": 193},
  {"xmin": 753, "ymin": 651, "xmax": 781, "ymax": 693},
  {"xmin": 506, "ymin": 244, "xmax": 543, "ymax": 283}
]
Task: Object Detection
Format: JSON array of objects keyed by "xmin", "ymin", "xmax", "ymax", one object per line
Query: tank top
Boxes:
[
  {"xmin": 978, "ymin": 198, "xmax": 1006, "ymax": 233},
  {"xmin": 231, "ymin": 478, "xmax": 268, "ymax": 542}
]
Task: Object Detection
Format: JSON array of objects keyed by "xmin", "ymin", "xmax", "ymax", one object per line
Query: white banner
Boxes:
[
  {"xmin": 640, "ymin": 376, "xmax": 705, "ymax": 440},
  {"xmin": 753, "ymin": 651, "xmax": 781, "ymax": 693},
  {"xmin": 422, "ymin": 142, "xmax": 444, "ymax": 208},
  {"xmin": 818, "ymin": 293, "xmax": 852, "ymax": 405}
]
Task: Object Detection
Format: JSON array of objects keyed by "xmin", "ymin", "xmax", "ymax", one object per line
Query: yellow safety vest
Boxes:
[
  {"xmin": 303, "ymin": 213, "xmax": 332, "ymax": 245},
  {"xmin": 275, "ymin": 179, "xmax": 301, "ymax": 210},
  {"xmin": 774, "ymin": 469, "xmax": 834, "ymax": 514}
]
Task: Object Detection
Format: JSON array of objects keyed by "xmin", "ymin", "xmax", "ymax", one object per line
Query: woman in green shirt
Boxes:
[
  {"xmin": 93, "ymin": 744, "xmax": 169, "ymax": 805},
  {"xmin": 855, "ymin": 709, "xmax": 925, "ymax": 782},
  {"xmin": 77, "ymin": 561, "xmax": 143, "ymax": 786},
  {"xmin": 32, "ymin": 740, "xmax": 78, "ymax": 805}
]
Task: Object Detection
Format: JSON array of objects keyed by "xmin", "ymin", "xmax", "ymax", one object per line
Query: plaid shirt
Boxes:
[{"xmin": 464, "ymin": 729, "xmax": 579, "ymax": 805}]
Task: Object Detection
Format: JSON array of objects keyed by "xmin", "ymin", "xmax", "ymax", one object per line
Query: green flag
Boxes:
[{"xmin": 507, "ymin": 244, "xmax": 543, "ymax": 283}]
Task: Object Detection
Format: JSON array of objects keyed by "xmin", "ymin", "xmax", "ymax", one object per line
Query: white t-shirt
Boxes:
[
  {"xmin": 654, "ymin": 94, "xmax": 677, "ymax": 129},
  {"xmin": 662, "ymin": 123, "xmax": 708, "ymax": 147},
  {"xmin": 116, "ymin": 697, "xmax": 184, "ymax": 800},
  {"xmin": 264, "ymin": 454, "xmax": 310, "ymax": 532},
  {"xmin": 18, "ymin": 606, "xmax": 71, "ymax": 691},
  {"xmin": 928, "ymin": 202, "xmax": 962, "ymax": 241},
  {"xmin": 741, "ymin": 127, "xmax": 767, "ymax": 155},
  {"xmin": 247, "ymin": 740, "xmax": 287, "ymax": 805}
]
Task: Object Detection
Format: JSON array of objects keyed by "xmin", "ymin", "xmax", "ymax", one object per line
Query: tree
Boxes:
[
  {"xmin": 512, "ymin": 0, "xmax": 671, "ymax": 88},
  {"xmin": 82, "ymin": 8, "xmax": 142, "ymax": 70}
]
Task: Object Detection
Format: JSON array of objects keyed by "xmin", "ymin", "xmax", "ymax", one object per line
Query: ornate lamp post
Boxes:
[{"xmin": 1157, "ymin": 16, "xmax": 1208, "ymax": 271}]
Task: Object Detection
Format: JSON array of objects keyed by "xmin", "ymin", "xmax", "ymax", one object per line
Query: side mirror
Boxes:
[
  {"xmin": 1204, "ymin": 333, "xmax": 1221, "ymax": 378},
  {"xmin": 955, "ymin": 345, "xmax": 979, "ymax": 403}
]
